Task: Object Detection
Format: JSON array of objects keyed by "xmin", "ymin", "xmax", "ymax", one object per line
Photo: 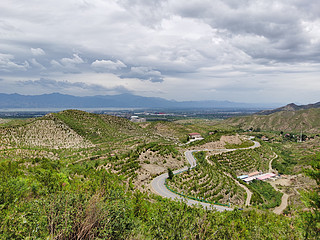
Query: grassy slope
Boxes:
[
  {"xmin": 142, "ymin": 119, "xmax": 237, "ymax": 144},
  {"xmin": 48, "ymin": 110, "xmax": 147, "ymax": 144},
  {"xmin": 0, "ymin": 110, "xmax": 318, "ymax": 238},
  {"xmin": 225, "ymin": 108, "xmax": 320, "ymax": 133}
]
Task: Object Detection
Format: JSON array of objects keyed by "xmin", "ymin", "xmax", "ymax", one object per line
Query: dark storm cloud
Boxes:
[{"xmin": 171, "ymin": 0, "xmax": 320, "ymax": 63}]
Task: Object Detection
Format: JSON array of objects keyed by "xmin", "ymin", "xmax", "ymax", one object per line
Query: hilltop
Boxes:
[
  {"xmin": 257, "ymin": 101, "xmax": 320, "ymax": 115},
  {"xmin": 0, "ymin": 110, "xmax": 147, "ymax": 149},
  {"xmin": 225, "ymin": 107, "xmax": 320, "ymax": 133}
]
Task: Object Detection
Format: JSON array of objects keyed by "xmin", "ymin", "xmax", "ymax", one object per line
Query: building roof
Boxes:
[
  {"xmin": 248, "ymin": 171, "xmax": 260, "ymax": 177},
  {"xmin": 237, "ymin": 175, "xmax": 249, "ymax": 179},
  {"xmin": 243, "ymin": 176, "xmax": 256, "ymax": 182},
  {"xmin": 257, "ymin": 173, "xmax": 276, "ymax": 181},
  {"xmin": 188, "ymin": 133, "xmax": 201, "ymax": 136}
]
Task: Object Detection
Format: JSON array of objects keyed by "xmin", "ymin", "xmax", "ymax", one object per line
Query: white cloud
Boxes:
[
  {"xmin": 60, "ymin": 54, "xmax": 84, "ymax": 66},
  {"xmin": 50, "ymin": 54, "xmax": 84, "ymax": 73},
  {"xmin": 121, "ymin": 67, "xmax": 164, "ymax": 83},
  {"xmin": 92, "ymin": 59, "xmax": 126, "ymax": 71},
  {"xmin": 0, "ymin": 53, "xmax": 29, "ymax": 72},
  {"xmin": 30, "ymin": 58, "xmax": 46, "ymax": 69},
  {"xmin": 31, "ymin": 48, "xmax": 45, "ymax": 56}
]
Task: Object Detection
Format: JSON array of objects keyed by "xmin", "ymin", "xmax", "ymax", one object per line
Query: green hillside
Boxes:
[
  {"xmin": 1, "ymin": 109, "xmax": 320, "ymax": 239},
  {"xmin": 48, "ymin": 110, "xmax": 146, "ymax": 143},
  {"xmin": 225, "ymin": 107, "xmax": 320, "ymax": 133}
]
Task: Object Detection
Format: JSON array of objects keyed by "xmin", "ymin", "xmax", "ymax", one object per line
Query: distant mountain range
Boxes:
[
  {"xmin": 257, "ymin": 102, "xmax": 320, "ymax": 115},
  {"xmin": 0, "ymin": 93, "xmax": 276, "ymax": 109}
]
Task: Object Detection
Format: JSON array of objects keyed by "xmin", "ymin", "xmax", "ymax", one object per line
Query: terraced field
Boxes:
[
  {"xmin": 167, "ymin": 151, "xmax": 246, "ymax": 205},
  {"xmin": 209, "ymin": 145, "xmax": 274, "ymax": 176},
  {"xmin": 0, "ymin": 111, "xmax": 187, "ymax": 193}
]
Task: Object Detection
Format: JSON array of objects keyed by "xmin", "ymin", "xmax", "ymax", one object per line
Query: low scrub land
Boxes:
[{"xmin": 1, "ymin": 110, "xmax": 320, "ymax": 239}]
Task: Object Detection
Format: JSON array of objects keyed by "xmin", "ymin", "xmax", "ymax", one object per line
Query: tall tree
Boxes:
[{"xmin": 168, "ymin": 168, "xmax": 174, "ymax": 180}]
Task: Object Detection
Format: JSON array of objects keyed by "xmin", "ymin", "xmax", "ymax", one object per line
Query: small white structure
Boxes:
[
  {"xmin": 188, "ymin": 133, "xmax": 202, "ymax": 139},
  {"xmin": 130, "ymin": 116, "xmax": 146, "ymax": 123}
]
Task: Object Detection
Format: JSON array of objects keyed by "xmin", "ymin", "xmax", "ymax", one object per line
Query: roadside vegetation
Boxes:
[
  {"xmin": 0, "ymin": 110, "xmax": 319, "ymax": 239},
  {"xmin": 0, "ymin": 156, "xmax": 304, "ymax": 239},
  {"xmin": 249, "ymin": 179, "xmax": 283, "ymax": 208}
]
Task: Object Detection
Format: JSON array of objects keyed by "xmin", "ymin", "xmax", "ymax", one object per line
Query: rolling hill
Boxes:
[
  {"xmin": 0, "ymin": 109, "xmax": 318, "ymax": 239},
  {"xmin": 257, "ymin": 101, "xmax": 320, "ymax": 115},
  {"xmin": 225, "ymin": 107, "xmax": 320, "ymax": 133}
]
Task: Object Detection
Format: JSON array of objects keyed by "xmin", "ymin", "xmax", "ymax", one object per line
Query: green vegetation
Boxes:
[
  {"xmin": 249, "ymin": 180, "xmax": 283, "ymax": 208},
  {"xmin": 188, "ymin": 129, "xmax": 236, "ymax": 147},
  {"xmin": 1, "ymin": 109, "xmax": 320, "ymax": 239},
  {"xmin": 209, "ymin": 145, "xmax": 272, "ymax": 176},
  {"xmin": 0, "ymin": 157, "xmax": 303, "ymax": 239},
  {"xmin": 168, "ymin": 168, "xmax": 174, "ymax": 180},
  {"xmin": 51, "ymin": 110, "xmax": 145, "ymax": 144},
  {"xmin": 167, "ymin": 151, "xmax": 246, "ymax": 205},
  {"xmin": 225, "ymin": 107, "xmax": 320, "ymax": 134},
  {"xmin": 301, "ymin": 153, "xmax": 320, "ymax": 239},
  {"xmin": 267, "ymin": 139, "xmax": 319, "ymax": 175},
  {"xmin": 225, "ymin": 140, "xmax": 254, "ymax": 149}
]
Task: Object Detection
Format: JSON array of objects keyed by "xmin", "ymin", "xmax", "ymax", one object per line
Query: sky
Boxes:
[{"xmin": 1, "ymin": 0, "xmax": 320, "ymax": 104}]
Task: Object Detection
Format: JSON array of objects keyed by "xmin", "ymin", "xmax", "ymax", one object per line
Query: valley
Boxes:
[{"xmin": 1, "ymin": 108, "xmax": 320, "ymax": 239}]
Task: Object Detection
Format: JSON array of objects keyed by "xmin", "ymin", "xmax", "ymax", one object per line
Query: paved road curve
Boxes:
[{"xmin": 151, "ymin": 139, "xmax": 260, "ymax": 212}]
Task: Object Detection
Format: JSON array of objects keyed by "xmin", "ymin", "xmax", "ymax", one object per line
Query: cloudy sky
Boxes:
[{"xmin": 1, "ymin": 0, "xmax": 320, "ymax": 104}]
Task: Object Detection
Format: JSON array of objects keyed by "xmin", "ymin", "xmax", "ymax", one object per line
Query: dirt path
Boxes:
[
  {"xmin": 268, "ymin": 152, "xmax": 291, "ymax": 214},
  {"xmin": 269, "ymin": 152, "xmax": 278, "ymax": 173},
  {"xmin": 237, "ymin": 180, "xmax": 252, "ymax": 206},
  {"xmin": 269, "ymin": 181, "xmax": 291, "ymax": 214},
  {"xmin": 207, "ymin": 152, "xmax": 253, "ymax": 207},
  {"xmin": 224, "ymin": 172, "xmax": 252, "ymax": 206}
]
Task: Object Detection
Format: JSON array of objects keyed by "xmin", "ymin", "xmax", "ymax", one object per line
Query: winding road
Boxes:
[{"xmin": 151, "ymin": 139, "xmax": 260, "ymax": 212}]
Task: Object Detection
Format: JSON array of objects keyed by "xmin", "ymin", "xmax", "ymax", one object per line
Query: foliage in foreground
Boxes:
[
  {"xmin": 0, "ymin": 157, "xmax": 306, "ymax": 239},
  {"xmin": 301, "ymin": 153, "xmax": 320, "ymax": 239},
  {"xmin": 249, "ymin": 179, "xmax": 283, "ymax": 208}
]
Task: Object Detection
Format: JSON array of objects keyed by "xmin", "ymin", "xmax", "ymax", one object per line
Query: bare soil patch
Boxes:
[
  {"xmin": 133, "ymin": 150, "xmax": 185, "ymax": 191},
  {"xmin": 193, "ymin": 134, "xmax": 243, "ymax": 150},
  {"xmin": 1, "ymin": 119, "xmax": 94, "ymax": 149}
]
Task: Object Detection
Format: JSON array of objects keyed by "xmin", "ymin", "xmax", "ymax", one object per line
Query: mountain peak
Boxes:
[
  {"xmin": 283, "ymin": 103, "xmax": 299, "ymax": 111},
  {"xmin": 257, "ymin": 101, "xmax": 320, "ymax": 115}
]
